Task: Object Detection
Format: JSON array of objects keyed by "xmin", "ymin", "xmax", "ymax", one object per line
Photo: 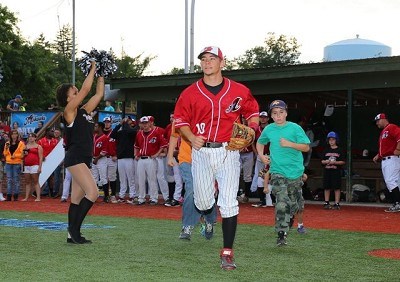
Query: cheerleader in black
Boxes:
[{"xmin": 56, "ymin": 61, "xmax": 104, "ymax": 244}]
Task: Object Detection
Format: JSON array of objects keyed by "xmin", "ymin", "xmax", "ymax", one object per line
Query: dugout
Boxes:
[{"xmin": 110, "ymin": 56, "xmax": 400, "ymax": 202}]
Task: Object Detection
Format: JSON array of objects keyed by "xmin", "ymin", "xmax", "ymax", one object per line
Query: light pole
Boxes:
[
  {"xmin": 184, "ymin": 0, "xmax": 189, "ymax": 73},
  {"xmin": 189, "ymin": 0, "xmax": 195, "ymax": 73},
  {"xmin": 72, "ymin": 0, "xmax": 76, "ymax": 84}
]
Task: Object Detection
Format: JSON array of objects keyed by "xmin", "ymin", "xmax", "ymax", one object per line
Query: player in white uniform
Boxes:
[{"xmin": 174, "ymin": 46, "xmax": 259, "ymax": 270}]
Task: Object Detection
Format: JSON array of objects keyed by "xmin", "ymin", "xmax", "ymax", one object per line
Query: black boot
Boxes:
[
  {"xmin": 6, "ymin": 194, "xmax": 12, "ymax": 201},
  {"xmin": 102, "ymin": 184, "xmax": 110, "ymax": 202},
  {"xmin": 75, "ymin": 197, "xmax": 94, "ymax": 243},
  {"xmin": 110, "ymin": 181, "xmax": 117, "ymax": 197},
  {"xmin": 67, "ymin": 203, "xmax": 81, "ymax": 243},
  {"xmin": 244, "ymin": 182, "xmax": 252, "ymax": 198},
  {"xmin": 67, "ymin": 198, "xmax": 94, "ymax": 244},
  {"xmin": 168, "ymin": 182, "xmax": 175, "ymax": 201},
  {"xmin": 13, "ymin": 194, "xmax": 18, "ymax": 201}
]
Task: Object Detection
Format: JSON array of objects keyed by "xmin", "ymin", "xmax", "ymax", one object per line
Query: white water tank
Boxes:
[{"xmin": 323, "ymin": 35, "xmax": 391, "ymax": 61}]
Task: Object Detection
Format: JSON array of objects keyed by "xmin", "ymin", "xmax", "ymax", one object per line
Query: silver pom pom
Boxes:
[{"xmin": 78, "ymin": 48, "xmax": 117, "ymax": 78}]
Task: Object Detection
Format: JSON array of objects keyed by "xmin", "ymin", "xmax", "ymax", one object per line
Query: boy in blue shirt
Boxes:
[{"xmin": 256, "ymin": 100, "xmax": 310, "ymax": 246}]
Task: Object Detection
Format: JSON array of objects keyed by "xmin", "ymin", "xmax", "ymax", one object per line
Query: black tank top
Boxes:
[{"xmin": 65, "ymin": 108, "xmax": 94, "ymax": 157}]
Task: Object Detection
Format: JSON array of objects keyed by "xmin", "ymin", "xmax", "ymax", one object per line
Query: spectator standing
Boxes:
[
  {"xmin": 250, "ymin": 111, "xmax": 270, "ymax": 200},
  {"xmin": 6, "ymin": 94, "xmax": 23, "ymax": 111},
  {"xmin": 372, "ymin": 113, "xmax": 400, "ymax": 212},
  {"xmin": 164, "ymin": 113, "xmax": 183, "ymax": 207},
  {"xmin": 148, "ymin": 116, "xmax": 170, "ymax": 205},
  {"xmin": 256, "ymin": 100, "xmax": 310, "ymax": 246},
  {"xmin": 104, "ymin": 100, "xmax": 115, "ymax": 112},
  {"xmin": 60, "ymin": 169, "xmax": 72, "ymax": 202},
  {"xmin": 34, "ymin": 121, "xmax": 44, "ymax": 134},
  {"xmin": 102, "ymin": 117, "xmax": 118, "ymax": 203},
  {"xmin": 0, "ymin": 120, "xmax": 11, "ymax": 135},
  {"xmin": 134, "ymin": 116, "xmax": 167, "ymax": 205},
  {"xmin": 21, "ymin": 133, "xmax": 43, "ymax": 201},
  {"xmin": 19, "ymin": 102, "xmax": 27, "ymax": 111},
  {"xmin": 3, "ymin": 129, "xmax": 25, "ymax": 201},
  {"xmin": 91, "ymin": 122, "xmax": 109, "ymax": 202},
  {"xmin": 52, "ymin": 128, "xmax": 63, "ymax": 197},
  {"xmin": 37, "ymin": 128, "xmax": 58, "ymax": 197},
  {"xmin": 110, "ymin": 116, "xmax": 138, "ymax": 203},
  {"xmin": 321, "ymin": 131, "xmax": 345, "ymax": 210},
  {"xmin": 0, "ymin": 133, "xmax": 7, "ymax": 201},
  {"xmin": 12, "ymin": 122, "xmax": 24, "ymax": 138}
]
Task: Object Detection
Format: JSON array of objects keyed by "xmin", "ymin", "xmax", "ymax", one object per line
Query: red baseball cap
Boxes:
[
  {"xmin": 148, "ymin": 116, "xmax": 155, "ymax": 122},
  {"xmin": 197, "ymin": 46, "xmax": 224, "ymax": 60},
  {"xmin": 374, "ymin": 113, "xmax": 387, "ymax": 121}
]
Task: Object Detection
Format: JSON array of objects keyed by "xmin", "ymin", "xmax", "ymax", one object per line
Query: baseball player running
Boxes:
[
  {"xmin": 373, "ymin": 113, "xmax": 400, "ymax": 212},
  {"xmin": 174, "ymin": 46, "xmax": 259, "ymax": 270}
]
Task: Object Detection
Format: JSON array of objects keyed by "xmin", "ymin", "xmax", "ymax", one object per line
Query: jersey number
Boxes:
[{"xmin": 196, "ymin": 123, "xmax": 206, "ymax": 135}]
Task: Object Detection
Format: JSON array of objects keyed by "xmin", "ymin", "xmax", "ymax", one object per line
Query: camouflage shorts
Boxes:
[{"xmin": 270, "ymin": 174, "xmax": 303, "ymax": 232}]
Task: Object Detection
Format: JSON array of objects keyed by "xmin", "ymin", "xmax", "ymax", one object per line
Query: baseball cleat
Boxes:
[{"xmin": 220, "ymin": 248, "xmax": 236, "ymax": 270}]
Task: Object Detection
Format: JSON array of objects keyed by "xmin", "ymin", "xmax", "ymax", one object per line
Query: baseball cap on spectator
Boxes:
[
  {"xmin": 269, "ymin": 100, "xmax": 287, "ymax": 112},
  {"xmin": 103, "ymin": 116, "xmax": 112, "ymax": 122},
  {"xmin": 374, "ymin": 113, "xmax": 387, "ymax": 121},
  {"xmin": 140, "ymin": 116, "xmax": 150, "ymax": 123},
  {"xmin": 259, "ymin": 111, "xmax": 268, "ymax": 117},
  {"xmin": 15, "ymin": 94, "xmax": 23, "ymax": 100},
  {"xmin": 148, "ymin": 116, "xmax": 155, "ymax": 122},
  {"xmin": 197, "ymin": 46, "xmax": 224, "ymax": 60}
]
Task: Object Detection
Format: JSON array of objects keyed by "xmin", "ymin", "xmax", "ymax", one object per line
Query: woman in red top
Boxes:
[{"xmin": 21, "ymin": 133, "xmax": 43, "ymax": 201}]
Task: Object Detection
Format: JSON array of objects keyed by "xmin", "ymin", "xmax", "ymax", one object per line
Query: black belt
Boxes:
[
  {"xmin": 382, "ymin": 156, "xmax": 400, "ymax": 161},
  {"xmin": 203, "ymin": 142, "xmax": 224, "ymax": 148},
  {"xmin": 140, "ymin": 156, "xmax": 150, "ymax": 159}
]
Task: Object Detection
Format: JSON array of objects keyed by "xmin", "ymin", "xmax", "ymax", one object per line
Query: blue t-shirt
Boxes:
[
  {"xmin": 258, "ymin": 121, "xmax": 310, "ymax": 179},
  {"xmin": 104, "ymin": 105, "xmax": 115, "ymax": 112}
]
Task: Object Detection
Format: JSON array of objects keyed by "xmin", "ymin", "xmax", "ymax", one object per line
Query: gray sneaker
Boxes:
[
  {"xmin": 179, "ymin": 226, "xmax": 192, "ymax": 240},
  {"xmin": 385, "ymin": 203, "xmax": 400, "ymax": 213},
  {"xmin": 204, "ymin": 222, "xmax": 214, "ymax": 240},
  {"xmin": 277, "ymin": 231, "xmax": 287, "ymax": 246}
]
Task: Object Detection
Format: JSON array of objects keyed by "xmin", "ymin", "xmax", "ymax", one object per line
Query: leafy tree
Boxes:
[
  {"xmin": 114, "ymin": 53, "xmax": 156, "ymax": 78},
  {"xmin": 234, "ymin": 32, "xmax": 301, "ymax": 69},
  {"xmin": 164, "ymin": 65, "xmax": 202, "ymax": 75},
  {"xmin": 0, "ymin": 4, "xmax": 25, "ymax": 101}
]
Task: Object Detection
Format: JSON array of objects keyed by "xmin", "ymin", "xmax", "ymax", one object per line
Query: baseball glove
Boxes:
[{"xmin": 225, "ymin": 123, "xmax": 255, "ymax": 151}]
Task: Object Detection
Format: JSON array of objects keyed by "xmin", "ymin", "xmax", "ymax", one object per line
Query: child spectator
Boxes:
[{"xmin": 321, "ymin": 131, "xmax": 345, "ymax": 210}]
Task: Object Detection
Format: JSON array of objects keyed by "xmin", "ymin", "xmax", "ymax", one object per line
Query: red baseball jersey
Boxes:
[
  {"xmin": 255, "ymin": 126, "xmax": 270, "ymax": 155},
  {"xmin": 93, "ymin": 133, "xmax": 109, "ymax": 157},
  {"xmin": 378, "ymin": 123, "xmax": 400, "ymax": 157},
  {"xmin": 134, "ymin": 128, "xmax": 167, "ymax": 157},
  {"xmin": 37, "ymin": 137, "xmax": 58, "ymax": 158},
  {"xmin": 174, "ymin": 78, "xmax": 259, "ymax": 142},
  {"xmin": 104, "ymin": 129, "xmax": 117, "ymax": 156}
]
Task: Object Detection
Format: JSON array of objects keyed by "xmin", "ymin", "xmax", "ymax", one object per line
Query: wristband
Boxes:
[{"xmin": 248, "ymin": 122, "xmax": 259, "ymax": 132}]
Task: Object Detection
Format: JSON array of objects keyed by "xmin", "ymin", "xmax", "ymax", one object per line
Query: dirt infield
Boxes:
[{"xmin": 1, "ymin": 198, "xmax": 399, "ymax": 234}]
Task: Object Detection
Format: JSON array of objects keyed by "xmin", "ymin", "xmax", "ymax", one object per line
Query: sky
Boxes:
[{"xmin": 1, "ymin": 0, "xmax": 400, "ymax": 75}]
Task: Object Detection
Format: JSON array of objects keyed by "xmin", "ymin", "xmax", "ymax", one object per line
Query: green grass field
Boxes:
[{"xmin": 0, "ymin": 210, "xmax": 399, "ymax": 281}]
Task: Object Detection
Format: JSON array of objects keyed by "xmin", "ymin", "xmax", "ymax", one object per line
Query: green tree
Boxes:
[
  {"xmin": 0, "ymin": 4, "xmax": 25, "ymax": 101},
  {"xmin": 234, "ymin": 32, "xmax": 301, "ymax": 69},
  {"xmin": 114, "ymin": 53, "xmax": 156, "ymax": 77},
  {"xmin": 164, "ymin": 65, "xmax": 202, "ymax": 75}
]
